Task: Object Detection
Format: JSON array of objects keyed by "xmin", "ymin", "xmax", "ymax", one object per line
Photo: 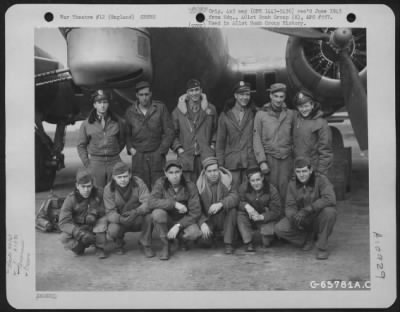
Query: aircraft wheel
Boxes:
[
  {"xmin": 35, "ymin": 132, "xmax": 56, "ymax": 192},
  {"xmin": 328, "ymin": 126, "xmax": 352, "ymax": 200}
]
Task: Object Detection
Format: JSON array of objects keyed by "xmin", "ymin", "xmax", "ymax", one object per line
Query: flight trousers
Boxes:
[
  {"xmin": 200, "ymin": 208, "xmax": 237, "ymax": 245},
  {"xmin": 107, "ymin": 214, "xmax": 153, "ymax": 248},
  {"xmin": 88, "ymin": 155, "xmax": 121, "ymax": 189},
  {"xmin": 237, "ymin": 210, "xmax": 276, "ymax": 244},
  {"xmin": 274, "ymin": 206, "xmax": 337, "ymax": 250},
  {"xmin": 151, "ymin": 209, "xmax": 202, "ymax": 241}
]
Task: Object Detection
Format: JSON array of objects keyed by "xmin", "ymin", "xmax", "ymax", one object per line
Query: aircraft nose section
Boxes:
[{"xmin": 64, "ymin": 28, "xmax": 152, "ymax": 88}]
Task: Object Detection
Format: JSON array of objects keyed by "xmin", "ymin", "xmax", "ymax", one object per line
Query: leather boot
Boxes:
[
  {"xmin": 262, "ymin": 235, "xmax": 274, "ymax": 248},
  {"xmin": 71, "ymin": 241, "xmax": 85, "ymax": 256},
  {"xmin": 96, "ymin": 248, "xmax": 108, "ymax": 259},
  {"xmin": 245, "ymin": 242, "xmax": 256, "ymax": 252},
  {"xmin": 159, "ymin": 237, "xmax": 170, "ymax": 260},
  {"xmin": 177, "ymin": 232, "xmax": 189, "ymax": 251},
  {"xmin": 115, "ymin": 238, "xmax": 126, "ymax": 255},
  {"xmin": 139, "ymin": 241, "xmax": 155, "ymax": 258}
]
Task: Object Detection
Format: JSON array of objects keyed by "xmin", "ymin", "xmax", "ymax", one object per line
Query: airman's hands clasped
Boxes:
[{"xmin": 175, "ymin": 202, "xmax": 188, "ymax": 214}]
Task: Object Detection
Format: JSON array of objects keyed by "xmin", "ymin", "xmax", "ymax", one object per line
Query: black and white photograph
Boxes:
[{"xmin": 5, "ymin": 4, "xmax": 396, "ymax": 309}]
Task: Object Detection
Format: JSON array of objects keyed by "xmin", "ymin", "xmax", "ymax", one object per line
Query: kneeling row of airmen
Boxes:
[{"xmin": 59, "ymin": 156, "xmax": 336, "ymax": 261}]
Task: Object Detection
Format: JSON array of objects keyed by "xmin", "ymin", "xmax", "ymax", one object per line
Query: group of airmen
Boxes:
[{"xmin": 58, "ymin": 78, "xmax": 337, "ymax": 261}]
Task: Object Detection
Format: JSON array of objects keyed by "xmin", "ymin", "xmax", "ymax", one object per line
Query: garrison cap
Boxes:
[
  {"xmin": 76, "ymin": 168, "xmax": 93, "ymax": 184},
  {"xmin": 233, "ymin": 81, "xmax": 251, "ymax": 94},
  {"xmin": 202, "ymin": 156, "xmax": 218, "ymax": 170},
  {"xmin": 293, "ymin": 90, "xmax": 315, "ymax": 106},
  {"xmin": 164, "ymin": 159, "xmax": 183, "ymax": 171},
  {"xmin": 135, "ymin": 81, "xmax": 151, "ymax": 92},
  {"xmin": 294, "ymin": 156, "xmax": 312, "ymax": 169},
  {"xmin": 267, "ymin": 83, "xmax": 287, "ymax": 94},
  {"xmin": 91, "ymin": 89, "xmax": 110, "ymax": 103},
  {"xmin": 186, "ymin": 78, "xmax": 201, "ymax": 90},
  {"xmin": 112, "ymin": 162, "xmax": 130, "ymax": 176}
]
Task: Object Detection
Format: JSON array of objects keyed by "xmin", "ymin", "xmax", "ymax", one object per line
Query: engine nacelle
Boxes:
[
  {"xmin": 61, "ymin": 28, "xmax": 152, "ymax": 89},
  {"xmin": 285, "ymin": 34, "xmax": 367, "ymax": 114}
]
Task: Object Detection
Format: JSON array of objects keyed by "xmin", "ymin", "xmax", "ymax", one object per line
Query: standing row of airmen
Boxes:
[{"xmin": 59, "ymin": 79, "xmax": 336, "ymax": 261}]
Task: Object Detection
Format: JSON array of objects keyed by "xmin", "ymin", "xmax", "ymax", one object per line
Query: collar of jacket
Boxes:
[
  {"xmin": 177, "ymin": 95, "xmax": 209, "ymax": 115},
  {"xmin": 110, "ymin": 177, "xmax": 138, "ymax": 192},
  {"xmin": 163, "ymin": 176, "xmax": 188, "ymax": 191},
  {"xmin": 197, "ymin": 167, "xmax": 232, "ymax": 194},
  {"xmin": 246, "ymin": 181, "xmax": 270, "ymax": 195},
  {"xmin": 133, "ymin": 101, "xmax": 157, "ymax": 116},
  {"xmin": 223, "ymin": 97, "xmax": 257, "ymax": 114},
  {"xmin": 261, "ymin": 102, "xmax": 287, "ymax": 113},
  {"xmin": 74, "ymin": 187, "xmax": 99, "ymax": 203},
  {"xmin": 88, "ymin": 109, "xmax": 118, "ymax": 124},
  {"xmin": 295, "ymin": 171, "xmax": 317, "ymax": 188}
]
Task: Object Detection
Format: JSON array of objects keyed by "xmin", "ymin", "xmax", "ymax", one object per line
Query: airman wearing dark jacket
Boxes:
[
  {"xmin": 148, "ymin": 159, "xmax": 202, "ymax": 260},
  {"xmin": 196, "ymin": 157, "xmax": 239, "ymax": 254},
  {"xmin": 216, "ymin": 81, "xmax": 257, "ymax": 190},
  {"xmin": 171, "ymin": 79, "xmax": 218, "ymax": 182},
  {"xmin": 253, "ymin": 83, "xmax": 295, "ymax": 205},
  {"xmin": 99, "ymin": 162, "xmax": 154, "ymax": 258},
  {"xmin": 274, "ymin": 157, "xmax": 337, "ymax": 260},
  {"xmin": 59, "ymin": 168, "xmax": 106, "ymax": 257},
  {"xmin": 293, "ymin": 90, "xmax": 333, "ymax": 176},
  {"xmin": 77, "ymin": 90, "xmax": 125, "ymax": 188},
  {"xmin": 237, "ymin": 167, "xmax": 282, "ymax": 252},
  {"xmin": 124, "ymin": 81, "xmax": 175, "ymax": 190}
]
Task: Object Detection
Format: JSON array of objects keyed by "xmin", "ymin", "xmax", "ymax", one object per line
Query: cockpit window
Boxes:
[
  {"xmin": 243, "ymin": 73, "xmax": 256, "ymax": 91},
  {"xmin": 264, "ymin": 72, "xmax": 276, "ymax": 89}
]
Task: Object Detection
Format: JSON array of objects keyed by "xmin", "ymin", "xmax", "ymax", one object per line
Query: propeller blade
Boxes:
[
  {"xmin": 266, "ymin": 28, "xmax": 330, "ymax": 40},
  {"xmin": 339, "ymin": 50, "xmax": 368, "ymax": 151}
]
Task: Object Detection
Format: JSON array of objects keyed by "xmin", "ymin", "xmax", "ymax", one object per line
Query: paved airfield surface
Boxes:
[{"xmin": 35, "ymin": 120, "xmax": 369, "ymax": 291}]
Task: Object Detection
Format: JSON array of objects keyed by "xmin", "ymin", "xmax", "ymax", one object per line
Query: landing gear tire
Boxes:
[
  {"xmin": 328, "ymin": 126, "xmax": 352, "ymax": 200},
  {"xmin": 35, "ymin": 132, "xmax": 57, "ymax": 192}
]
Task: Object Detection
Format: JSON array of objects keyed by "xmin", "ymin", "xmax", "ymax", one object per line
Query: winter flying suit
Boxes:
[
  {"xmin": 216, "ymin": 101, "xmax": 257, "ymax": 189},
  {"xmin": 171, "ymin": 96, "xmax": 218, "ymax": 182},
  {"xmin": 148, "ymin": 177, "xmax": 202, "ymax": 241},
  {"xmin": 100, "ymin": 176, "xmax": 153, "ymax": 248},
  {"xmin": 197, "ymin": 169, "xmax": 239, "ymax": 245},
  {"xmin": 124, "ymin": 100, "xmax": 175, "ymax": 189},
  {"xmin": 77, "ymin": 110, "xmax": 125, "ymax": 188},
  {"xmin": 253, "ymin": 103, "xmax": 296, "ymax": 204},
  {"xmin": 293, "ymin": 107, "xmax": 333, "ymax": 176},
  {"xmin": 59, "ymin": 187, "xmax": 105, "ymax": 253},
  {"xmin": 237, "ymin": 183, "xmax": 282, "ymax": 244},
  {"xmin": 274, "ymin": 173, "xmax": 337, "ymax": 250}
]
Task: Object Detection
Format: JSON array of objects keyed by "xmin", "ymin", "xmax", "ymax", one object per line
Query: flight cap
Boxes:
[
  {"xmin": 294, "ymin": 156, "xmax": 312, "ymax": 169},
  {"xmin": 112, "ymin": 162, "xmax": 130, "ymax": 176},
  {"xmin": 164, "ymin": 159, "xmax": 183, "ymax": 171},
  {"xmin": 186, "ymin": 78, "xmax": 201, "ymax": 90},
  {"xmin": 202, "ymin": 156, "xmax": 218, "ymax": 170},
  {"xmin": 294, "ymin": 90, "xmax": 315, "ymax": 106},
  {"xmin": 267, "ymin": 83, "xmax": 287, "ymax": 94},
  {"xmin": 91, "ymin": 89, "xmax": 110, "ymax": 103},
  {"xmin": 135, "ymin": 81, "xmax": 151, "ymax": 92},
  {"xmin": 76, "ymin": 168, "xmax": 93, "ymax": 184},
  {"xmin": 233, "ymin": 81, "xmax": 251, "ymax": 94}
]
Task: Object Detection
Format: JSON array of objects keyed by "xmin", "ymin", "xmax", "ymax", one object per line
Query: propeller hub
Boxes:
[{"xmin": 330, "ymin": 28, "xmax": 353, "ymax": 49}]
